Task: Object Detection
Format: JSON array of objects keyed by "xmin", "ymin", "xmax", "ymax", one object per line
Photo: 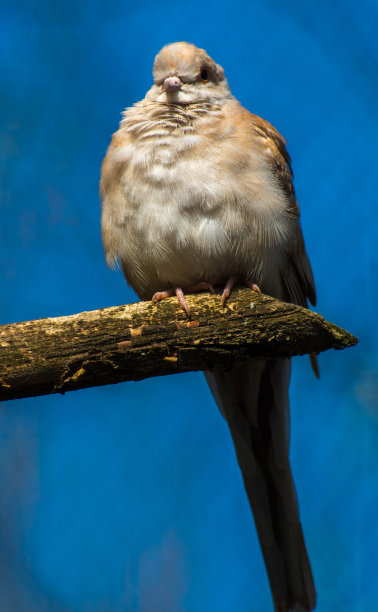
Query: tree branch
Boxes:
[{"xmin": 0, "ymin": 289, "xmax": 357, "ymax": 401}]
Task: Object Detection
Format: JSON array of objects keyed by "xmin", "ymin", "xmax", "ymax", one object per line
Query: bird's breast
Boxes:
[{"xmin": 103, "ymin": 103, "xmax": 294, "ymax": 295}]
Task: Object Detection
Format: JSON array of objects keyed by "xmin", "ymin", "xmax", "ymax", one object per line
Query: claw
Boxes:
[
  {"xmin": 246, "ymin": 281, "xmax": 261, "ymax": 294},
  {"xmin": 152, "ymin": 286, "xmax": 190, "ymax": 315},
  {"xmin": 174, "ymin": 287, "xmax": 190, "ymax": 315},
  {"xmin": 221, "ymin": 277, "xmax": 261, "ymax": 306},
  {"xmin": 221, "ymin": 277, "xmax": 236, "ymax": 306},
  {"xmin": 152, "ymin": 288, "xmax": 175, "ymax": 302},
  {"xmin": 152, "ymin": 281, "xmax": 215, "ymax": 316}
]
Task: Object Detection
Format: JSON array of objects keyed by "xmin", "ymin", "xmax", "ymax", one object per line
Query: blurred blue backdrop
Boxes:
[{"xmin": 1, "ymin": 1, "xmax": 377, "ymax": 611}]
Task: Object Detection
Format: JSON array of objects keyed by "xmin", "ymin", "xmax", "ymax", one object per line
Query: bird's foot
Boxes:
[
  {"xmin": 151, "ymin": 282, "xmax": 214, "ymax": 316},
  {"xmin": 221, "ymin": 277, "xmax": 261, "ymax": 306}
]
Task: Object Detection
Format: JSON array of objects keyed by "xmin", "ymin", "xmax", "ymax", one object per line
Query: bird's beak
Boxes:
[{"xmin": 162, "ymin": 76, "xmax": 182, "ymax": 92}]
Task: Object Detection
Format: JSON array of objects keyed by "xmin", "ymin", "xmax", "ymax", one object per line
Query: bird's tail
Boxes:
[{"xmin": 205, "ymin": 359, "xmax": 316, "ymax": 612}]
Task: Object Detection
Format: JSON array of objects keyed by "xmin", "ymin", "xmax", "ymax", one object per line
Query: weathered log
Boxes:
[{"xmin": 0, "ymin": 289, "xmax": 357, "ymax": 401}]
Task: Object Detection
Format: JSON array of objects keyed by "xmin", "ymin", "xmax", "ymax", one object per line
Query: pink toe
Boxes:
[
  {"xmin": 221, "ymin": 277, "xmax": 236, "ymax": 306},
  {"xmin": 152, "ymin": 289, "xmax": 175, "ymax": 302},
  {"xmin": 175, "ymin": 287, "xmax": 190, "ymax": 315},
  {"xmin": 247, "ymin": 282, "xmax": 261, "ymax": 293}
]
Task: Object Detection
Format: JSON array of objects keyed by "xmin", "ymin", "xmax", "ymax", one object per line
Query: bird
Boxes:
[{"xmin": 100, "ymin": 42, "xmax": 317, "ymax": 612}]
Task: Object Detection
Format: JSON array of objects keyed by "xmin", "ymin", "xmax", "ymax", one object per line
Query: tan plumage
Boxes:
[{"xmin": 100, "ymin": 42, "xmax": 317, "ymax": 611}]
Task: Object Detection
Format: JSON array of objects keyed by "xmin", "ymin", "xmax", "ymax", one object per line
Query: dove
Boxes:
[{"xmin": 100, "ymin": 42, "xmax": 317, "ymax": 612}]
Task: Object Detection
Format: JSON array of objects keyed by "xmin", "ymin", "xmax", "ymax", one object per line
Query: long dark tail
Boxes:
[{"xmin": 206, "ymin": 359, "xmax": 316, "ymax": 612}]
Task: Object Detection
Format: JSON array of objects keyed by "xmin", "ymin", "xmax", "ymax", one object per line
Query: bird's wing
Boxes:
[
  {"xmin": 250, "ymin": 114, "xmax": 316, "ymax": 309},
  {"xmin": 100, "ymin": 129, "xmax": 155, "ymax": 299},
  {"xmin": 100, "ymin": 129, "xmax": 130, "ymax": 269}
]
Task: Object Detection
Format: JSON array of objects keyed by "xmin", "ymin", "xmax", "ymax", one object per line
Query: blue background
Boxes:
[{"xmin": 1, "ymin": 1, "xmax": 377, "ymax": 610}]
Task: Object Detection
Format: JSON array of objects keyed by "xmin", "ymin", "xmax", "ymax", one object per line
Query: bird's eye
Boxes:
[{"xmin": 200, "ymin": 68, "xmax": 209, "ymax": 81}]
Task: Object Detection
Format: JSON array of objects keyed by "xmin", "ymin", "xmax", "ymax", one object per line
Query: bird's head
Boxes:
[{"xmin": 146, "ymin": 42, "xmax": 231, "ymax": 105}]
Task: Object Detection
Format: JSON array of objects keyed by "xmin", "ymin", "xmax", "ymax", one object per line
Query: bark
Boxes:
[{"xmin": 0, "ymin": 289, "xmax": 357, "ymax": 401}]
